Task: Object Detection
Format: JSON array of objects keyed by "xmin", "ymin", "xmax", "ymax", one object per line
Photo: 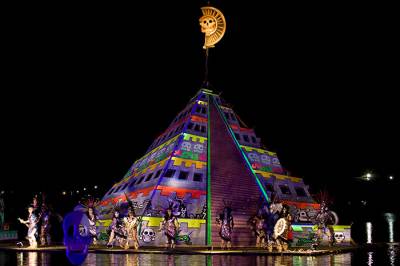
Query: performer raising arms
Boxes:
[{"xmin": 18, "ymin": 205, "xmax": 38, "ymax": 248}]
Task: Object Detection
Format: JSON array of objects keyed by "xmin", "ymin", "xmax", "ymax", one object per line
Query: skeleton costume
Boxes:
[{"xmin": 216, "ymin": 201, "xmax": 234, "ymax": 249}]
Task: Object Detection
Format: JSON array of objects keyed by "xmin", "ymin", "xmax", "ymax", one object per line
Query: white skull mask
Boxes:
[
  {"xmin": 334, "ymin": 232, "xmax": 345, "ymax": 243},
  {"xmin": 181, "ymin": 142, "xmax": 192, "ymax": 152},
  {"xmin": 140, "ymin": 228, "xmax": 156, "ymax": 242},
  {"xmin": 199, "ymin": 15, "xmax": 217, "ymax": 36},
  {"xmin": 193, "ymin": 144, "xmax": 204, "ymax": 154},
  {"xmin": 260, "ymin": 155, "xmax": 271, "ymax": 165},
  {"xmin": 248, "ymin": 153, "xmax": 260, "ymax": 163}
]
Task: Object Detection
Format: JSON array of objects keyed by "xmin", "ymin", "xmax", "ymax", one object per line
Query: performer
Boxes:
[
  {"xmin": 107, "ymin": 209, "xmax": 126, "ymax": 248},
  {"xmin": 216, "ymin": 201, "xmax": 234, "ymax": 249},
  {"xmin": 273, "ymin": 204, "xmax": 293, "ymax": 252},
  {"xmin": 39, "ymin": 203, "xmax": 51, "ymax": 246},
  {"xmin": 87, "ymin": 207, "xmax": 98, "ymax": 245},
  {"xmin": 249, "ymin": 213, "xmax": 266, "ymax": 248},
  {"xmin": 77, "ymin": 197, "xmax": 100, "ymax": 245},
  {"xmin": 311, "ymin": 201, "xmax": 335, "ymax": 249},
  {"xmin": 123, "ymin": 207, "xmax": 139, "ymax": 250},
  {"xmin": 159, "ymin": 205, "xmax": 179, "ymax": 248},
  {"xmin": 18, "ymin": 205, "xmax": 38, "ymax": 248}
]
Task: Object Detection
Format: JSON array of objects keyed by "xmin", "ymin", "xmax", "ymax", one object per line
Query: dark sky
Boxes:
[{"xmin": 2, "ymin": 2, "xmax": 398, "ymax": 203}]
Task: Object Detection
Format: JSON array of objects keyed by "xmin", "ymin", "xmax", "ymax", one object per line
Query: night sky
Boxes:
[{"xmin": 2, "ymin": 2, "xmax": 399, "ymax": 219}]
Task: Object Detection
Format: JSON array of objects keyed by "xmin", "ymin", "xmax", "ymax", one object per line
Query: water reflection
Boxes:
[{"xmin": 5, "ymin": 247, "xmax": 400, "ymax": 266}]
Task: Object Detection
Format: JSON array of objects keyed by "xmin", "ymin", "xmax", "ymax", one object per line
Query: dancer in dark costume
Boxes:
[
  {"xmin": 159, "ymin": 205, "xmax": 180, "ymax": 248},
  {"xmin": 311, "ymin": 191, "xmax": 337, "ymax": 249},
  {"xmin": 39, "ymin": 202, "xmax": 51, "ymax": 246},
  {"xmin": 216, "ymin": 201, "xmax": 234, "ymax": 249},
  {"xmin": 107, "ymin": 207, "xmax": 126, "ymax": 248}
]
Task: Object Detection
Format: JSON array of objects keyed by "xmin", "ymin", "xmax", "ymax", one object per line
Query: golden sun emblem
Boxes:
[{"xmin": 199, "ymin": 6, "xmax": 226, "ymax": 49}]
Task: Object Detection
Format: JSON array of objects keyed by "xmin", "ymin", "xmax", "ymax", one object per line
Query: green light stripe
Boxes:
[
  {"xmin": 212, "ymin": 97, "xmax": 270, "ymax": 204},
  {"xmin": 206, "ymin": 94, "xmax": 212, "ymax": 246}
]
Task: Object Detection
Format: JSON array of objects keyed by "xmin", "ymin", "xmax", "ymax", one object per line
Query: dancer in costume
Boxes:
[
  {"xmin": 18, "ymin": 205, "xmax": 38, "ymax": 248},
  {"xmin": 123, "ymin": 207, "xmax": 139, "ymax": 249},
  {"xmin": 123, "ymin": 193, "xmax": 140, "ymax": 249},
  {"xmin": 216, "ymin": 201, "xmax": 234, "ymax": 249},
  {"xmin": 77, "ymin": 197, "xmax": 100, "ymax": 245},
  {"xmin": 107, "ymin": 208, "xmax": 126, "ymax": 248},
  {"xmin": 159, "ymin": 205, "xmax": 179, "ymax": 248},
  {"xmin": 272, "ymin": 204, "xmax": 293, "ymax": 252},
  {"xmin": 87, "ymin": 207, "xmax": 98, "ymax": 245},
  {"xmin": 311, "ymin": 200, "xmax": 336, "ymax": 249},
  {"xmin": 249, "ymin": 213, "xmax": 266, "ymax": 248},
  {"xmin": 39, "ymin": 202, "xmax": 51, "ymax": 246}
]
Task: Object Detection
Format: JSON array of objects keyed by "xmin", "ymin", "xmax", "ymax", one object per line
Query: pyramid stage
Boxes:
[{"xmin": 97, "ymin": 89, "xmax": 351, "ymax": 248}]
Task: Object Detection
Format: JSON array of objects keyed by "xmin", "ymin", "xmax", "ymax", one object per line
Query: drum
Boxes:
[{"xmin": 273, "ymin": 218, "xmax": 289, "ymax": 239}]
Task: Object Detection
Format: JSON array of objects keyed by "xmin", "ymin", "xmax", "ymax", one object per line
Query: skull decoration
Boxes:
[
  {"xmin": 199, "ymin": 15, "xmax": 217, "ymax": 36},
  {"xmin": 334, "ymin": 232, "xmax": 345, "ymax": 243},
  {"xmin": 260, "ymin": 154, "xmax": 271, "ymax": 165},
  {"xmin": 248, "ymin": 153, "xmax": 260, "ymax": 163},
  {"xmin": 63, "ymin": 211, "xmax": 92, "ymax": 265},
  {"xmin": 272, "ymin": 157, "xmax": 280, "ymax": 165},
  {"xmin": 140, "ymin": 228, "xmax": 156, "ymax": 243},
  {"xmin": 296, "ymin": 209, "xmax": 311, "ymax": 222},
  {"xmin": 193, "ymin": 143, "xmax": 204, "ymax": 154},
  {"xmin": 181, "ymin": 142, "xmax": 192, "ymax": 152}
]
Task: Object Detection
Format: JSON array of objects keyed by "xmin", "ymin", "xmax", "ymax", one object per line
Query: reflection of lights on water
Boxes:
[
  {"xmin": 367, "ymin": 251, "xmax": 374, "ymax": 266},
  {"xmin": 366, "ymin": 222, "xmax": 372, "ymax": 244},
  {"xmin": 388, "ymin": 245, "xmax": 397, "ymax": 266},
  {"xmin": 17, "ymin": 252, "xmax": 23, "ymax": 266},
  {"xmin": 384, "ymin": 213, "xmax": 396, "ymax": 243},
  {"xmin": 28, "ymin": 252, "xmax": 38, "ymax": 265}
]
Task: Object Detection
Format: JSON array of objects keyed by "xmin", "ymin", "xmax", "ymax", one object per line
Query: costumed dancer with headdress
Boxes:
[
  {"xmin": 18, "ymin": 204, "xmax": 38, "ymax": 248},
  {"xmin": 311, "ymin": 198, "xmax": 336, "ymax": 249},
  {"xmin": 107, "ymin": 205, "xmax": 126, "ymax": 248},
  {"xmin": 123, "ymin": 193, "xmax": 140, "ymax": 250},
  {"xmin": 272, "ymin": 204, "xmax": 293, "ymax": 252},
  {"xmin": 159, "ymin": 204, "xmax": 180, "ymax": 248},
  {"xmin": 76, "ymin": 196, "xmax": 101, "ymax": 245},
  {"xmin": 216, "ymin": 201, "xmax": 234, "ymax": 249}
]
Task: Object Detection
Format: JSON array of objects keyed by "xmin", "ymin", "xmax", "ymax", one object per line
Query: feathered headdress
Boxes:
[
  {"xmin": 124, "ymin": 192, "xmax": 135, "ymax": 215},
  {"xmin": 78, "ymin": 196, "xmax": 100, "ymax": 211},
  {"xmin": 314, "ymin": 189, "xmax": 334, "ymax": 209}
]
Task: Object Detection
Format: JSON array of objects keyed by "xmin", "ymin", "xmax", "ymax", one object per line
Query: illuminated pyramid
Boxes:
[{"xmin": 98, "ymin": 88, "xmax": 320, "ymax": 246}]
